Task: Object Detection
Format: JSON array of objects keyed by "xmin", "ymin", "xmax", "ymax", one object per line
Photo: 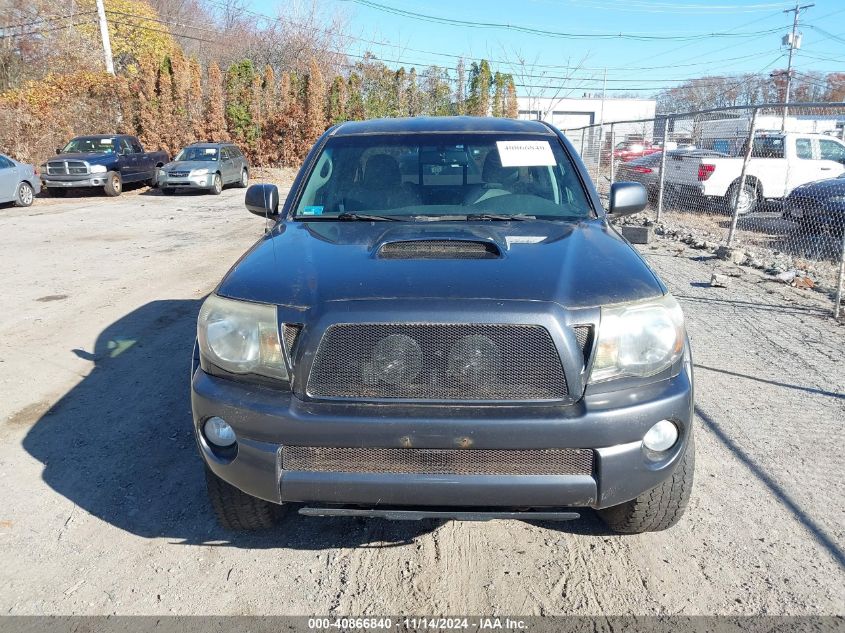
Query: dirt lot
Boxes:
[{"xmin": 0, "ymin": 181, "xmax": 843, "ymax": 616}]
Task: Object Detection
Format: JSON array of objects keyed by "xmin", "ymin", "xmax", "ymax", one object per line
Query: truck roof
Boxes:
[{"xmin": 332, "ymin": 116, "xmax": 553, "ymax": 137}]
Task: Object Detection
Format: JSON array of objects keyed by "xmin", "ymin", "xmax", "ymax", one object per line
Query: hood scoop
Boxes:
[{"xmin": 378, "ymin": 239, "xmax": 501, "ymax": 260}]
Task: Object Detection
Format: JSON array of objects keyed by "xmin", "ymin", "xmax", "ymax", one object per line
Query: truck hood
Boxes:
[
  {"xmin": 790, "ymin": 176, "xmax": 845, "ymax": 196},
  {"xmin": 50, "ymin": 152, "xmax": 114, "ymax": 163},
  {"xmin": 217, "ymin": 219, "xmax": 664, "ymax": 309}
]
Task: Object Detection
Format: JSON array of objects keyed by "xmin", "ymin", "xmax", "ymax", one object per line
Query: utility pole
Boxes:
[
  {"xmin": 95, "ymin": 0, "xmax": 115, "ymax": 75},
  {"xmin": 595, "ymin": 67, "xmax": 608, "ymax": 182},
  {"xmin": 781, "ymin": 2, "xmax": 813, "ymax": 131}
]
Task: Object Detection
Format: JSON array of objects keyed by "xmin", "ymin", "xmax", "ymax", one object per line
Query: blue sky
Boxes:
[{"xmin": 248, "ymin": 0, "xmax": 845, "ymax": 96}]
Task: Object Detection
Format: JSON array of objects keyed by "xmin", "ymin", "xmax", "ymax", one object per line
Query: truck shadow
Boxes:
[{"xmin": 21, "ymin": 299, "xmax": 436, "ymax": 549}]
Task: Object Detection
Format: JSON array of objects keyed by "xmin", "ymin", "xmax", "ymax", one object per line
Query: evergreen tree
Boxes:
[
  {"xmin": 328, "ymin": 75, "xmax": 347, "ymax": 124},
  {"xmin": 346, "ymin": 73, "xmax": 365, "ymax": 120},
  {"xmin": 137, "ymin": 56, "xmax": 160, "ymax": 150},
  {"xmin": 187, "ymin": 58, "xmax": 204, "ymax": 142},
  {"xmin": 492, "ymin": 72, "xmax": 505, "ymax": 117},
  {"xmin": 204, "ymin": 62, "xmax": 228, "ymax": 141},
  {"xmin": 468, "ymin": 60, "xmax": 492, "ymax": 116},
  {"xmin": 505, "ymin": 77, "xmax": 519, "ymax": 118},
  {"xmin": 156, "ymin": 58, "xmax": 175, "ymax": 153},
  {"xmin": 305, "ymin": 58, "xmax": 326, "ymax": 145},
  {"xmin": 169, "ymin": 49, "xmax": 190, "ymax": 149},
  {"xmin": 224, "ymin": 59, "xmax": 258, "ymax": 148}
]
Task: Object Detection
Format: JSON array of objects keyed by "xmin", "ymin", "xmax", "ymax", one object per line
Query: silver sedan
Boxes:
[
  {"xmin": 158, "ymin": 143, "xmax": 249, "ymax": 195},
  {"xmin": 0, "ymin": 153, "xmax": 41, "ymax": 207}
]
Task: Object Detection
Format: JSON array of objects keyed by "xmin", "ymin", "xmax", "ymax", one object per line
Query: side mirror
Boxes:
[
  {"xmin": 55, "ymin": 148, "xmax": 62, "ymax": 155},
  {"xmin": 607, "ymin": 182, "xmax": 648, "ymax": 218},
  {"xmin": 245, "ymin": 183, "xmax": 280, "ymax": 219}
]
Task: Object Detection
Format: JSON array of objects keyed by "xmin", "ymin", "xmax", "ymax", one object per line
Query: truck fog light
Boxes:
[
  {"xmin": 204, "ymin": 416, "xmax": 236, "ymax": 447},
  {"xmin": 642, "ymin": 420, "xmax": 678, "ymax": 452}
]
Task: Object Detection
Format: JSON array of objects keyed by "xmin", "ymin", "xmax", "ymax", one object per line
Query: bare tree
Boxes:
[{"xmin": 505, "ymin": 49, "xmax": 591, "ymax": 121}]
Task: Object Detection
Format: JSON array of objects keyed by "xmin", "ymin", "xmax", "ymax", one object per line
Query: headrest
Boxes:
[
  {"xmin": 482, "ymin": 150, "xmax": 519, "ymax": 184},
  {"xmin": 363, "ymin": 154, "xmax": 402, "ymax": 189}
]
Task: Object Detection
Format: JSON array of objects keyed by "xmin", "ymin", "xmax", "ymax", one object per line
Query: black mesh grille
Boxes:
[
  {"xmin": 282, "ymin": 323, "xmax": 303, "ymax": 355},
  {"xmin": 574, "ymin": 325, "xmax": 593, "ymax": 367},
  {"xmin": 306, "ymin": 323, "xmax": 567, "ymax": 401},
  {"xmin": 379, "ymin": 240, "xmax": 500, "ymax": 259},
  {"xmin": 282, "ymin": 446, "xmax": 594, "ymax": 476}
]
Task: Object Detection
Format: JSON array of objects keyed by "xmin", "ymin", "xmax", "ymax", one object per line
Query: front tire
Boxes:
[
  {"xmin": 204, "ymin": 467, "xmax": 281, "ymax": 531},
  {"xmin": 598, "ymin": 434, "xmax": 695, "ymax": 534},
  {"xmin": 209, "ymin": 173, "xmax": 222, "ymax": 195},
  {"xmin": 15, "ymin": 182, "xmax": 34, "ymax": 207},
  {"xmin": 104, "ymin": 171, "xmax": 122, "ymax": 197}
]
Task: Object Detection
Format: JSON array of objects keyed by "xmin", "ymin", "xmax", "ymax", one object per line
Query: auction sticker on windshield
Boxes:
[{"xmin": 496, "ymin": 140, "xmax": 555, "ymax": 167}]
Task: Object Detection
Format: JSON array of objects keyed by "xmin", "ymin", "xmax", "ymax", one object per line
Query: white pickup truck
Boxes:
[{"xmin": 664, "ymin": 133, "xmax": 845, "ymax": 215}]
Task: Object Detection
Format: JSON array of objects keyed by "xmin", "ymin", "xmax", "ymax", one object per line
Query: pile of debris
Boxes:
[{"xmin": 613, "ymin": 214, "xmax": 837, "ymax": 298}]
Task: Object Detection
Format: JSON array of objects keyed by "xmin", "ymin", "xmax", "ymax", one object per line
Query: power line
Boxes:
[
  {"xmin": 341, "ymin": 0, "xmax": 787, "ymax": 41},
  {"xmin": 200, "ymin": 0, "xmax": 795, "ymax": 75},
  {"xmin": 543, "ymin": 0, "xmax": 788, "ymax": 13},
  {"xmin": 0, "ymin": 18, "xmax": 96, "ymax": 40},
  {"xmin": 106, "ymin": 18, "xmax": 218, "ymax": 44},
  {"xmin": 88, "ymin": 9, "xmax": 839, "ymax": 96},
  {"xmin": 104, "ymin": 9, "xmax": 221, "ymax": 35},
  {"xmin": 0, "ymin": 11, "xmax": 97, "ymax": 31}
]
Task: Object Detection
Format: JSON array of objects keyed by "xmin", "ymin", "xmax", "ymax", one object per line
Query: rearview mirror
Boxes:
[
  {"xmin": 245, "ymin": 183, "xmax": 280, "ymax": 219},
  {"xmin": 607, "ymin": 182, "xmax": 647, "ymax": 218}
]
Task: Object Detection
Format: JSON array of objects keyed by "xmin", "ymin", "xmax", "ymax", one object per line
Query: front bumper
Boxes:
[
  {"xmin": 42, "ymin": 174, "xmax": 107, "ymax": 188},
  {"xmin": 191, "ymin": 359, "xmax": 694, "ymax": 511},
  {"xmin": 159, "ymin": 173, "xmax": 215, "ymax": 189}
]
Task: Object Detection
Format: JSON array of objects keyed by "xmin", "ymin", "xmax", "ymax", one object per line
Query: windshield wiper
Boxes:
[
  {"xmin": 466, "ymin": 213, "xmax": 537, "ymax": 221},
  {"xmin": 332, "ymin": 212, "xmax": 402, "ymax": 222}
]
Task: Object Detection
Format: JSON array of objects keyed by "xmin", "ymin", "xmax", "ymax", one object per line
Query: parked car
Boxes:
[
  {"xmin": 191, "ymin": 116, "xmax": 694, "ymax": 534},
  {"xmin": 0, "ymin": 153, "xmax": 40, "ymax": 207},
  {"xmin": 40, "ymin": 135, "xmax": 168, "ymax": 197},
  {"xmin": 159, "ymin": 143, "xmax": 249, "ymax": 195},
  {"xmin": 616, "ymin": 150, "xmax": 727, "ymax": 198},
  {"xmin": 664, "ymin": 132, "xmax": 845, "ymax": 215},
  {"xmin": 610, "ymin": 139, "xmax": 662, "ymax": 163},
  {"xmin": 783, "ymin": 173, "xmax": 845, "ymax": 234}
]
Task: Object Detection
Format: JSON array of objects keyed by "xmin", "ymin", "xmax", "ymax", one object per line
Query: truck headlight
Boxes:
[
  {"xmin": 191, "ymin": 168, "xmax": 209, "ymax": 176},
  {"xmin": 589, "ymin": 294, "xmax": 685, "ymax": 383},
  {"xmin": 90, "ymin": 165, "xmax": 107, "ymax": 173},
  {"xmin": 197, "ymin": 294, "xmax": 287, "ymax": 380}
]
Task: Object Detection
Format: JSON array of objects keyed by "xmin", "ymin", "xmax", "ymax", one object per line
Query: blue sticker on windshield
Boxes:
[{"xmin": 301, "ymin": 206, "xmax": 324, "ymax": 216}]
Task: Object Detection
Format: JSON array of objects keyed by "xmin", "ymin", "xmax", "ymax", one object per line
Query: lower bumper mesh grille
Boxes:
[{"xmin": 281, "ymin": 446, "xmax": 594, "ymax": 476}]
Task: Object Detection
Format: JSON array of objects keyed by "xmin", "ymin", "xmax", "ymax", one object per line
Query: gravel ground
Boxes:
[{"xmin": 0, "ymin": 183, "xmax": 842, "ymax": 616}]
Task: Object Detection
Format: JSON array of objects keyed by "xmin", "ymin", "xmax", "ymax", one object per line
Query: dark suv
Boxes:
[{"xmin": 191, "ymin": 117, "xmax": 694, "ymax": 534}]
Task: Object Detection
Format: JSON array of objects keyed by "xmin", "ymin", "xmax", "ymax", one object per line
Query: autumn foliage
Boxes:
[{"xmin": 0, "ymin": 2, "xmax": 521, "ymax": 167}]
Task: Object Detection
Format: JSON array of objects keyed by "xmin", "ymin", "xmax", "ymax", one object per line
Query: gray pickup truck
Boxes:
[
  {"xmin": 41, "ymin": 135, "xmax": 169, "ymax": 197},
  {"xmin": 192, "ymin": 116, "xmax": 694, "ymax": 535}
]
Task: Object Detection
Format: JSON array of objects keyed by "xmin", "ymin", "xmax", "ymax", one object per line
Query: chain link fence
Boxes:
[{"xmin": 564, "ymin": 102, "xmax": 845, "ymax": 318}]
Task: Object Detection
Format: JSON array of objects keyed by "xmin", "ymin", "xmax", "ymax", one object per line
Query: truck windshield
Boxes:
[
  {"xmin": 293, "ymin": 133, "xmax": 593, "ymax": 221},
  {"xmin": 61, "ymin": 137, "xmax": 117, "ymax": 154},
  {"xmin": 175, "ymin": 147, "xmax": 219, "ymax": 162}
]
